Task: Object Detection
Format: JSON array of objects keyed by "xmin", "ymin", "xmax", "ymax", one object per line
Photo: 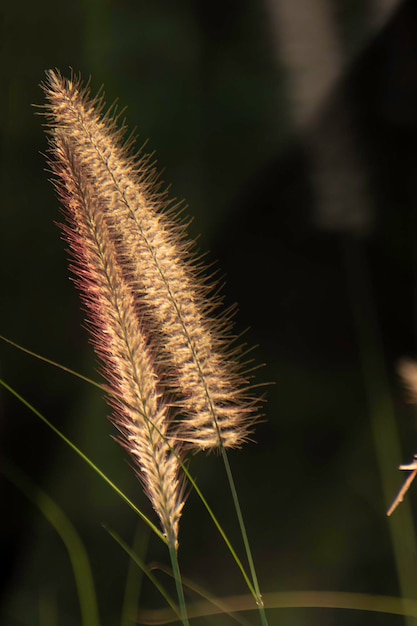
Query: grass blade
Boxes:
[
  {"xmin": 4, "ymin": 461, "xmax": 100, "ymax": 626},
  {"xmin": 0, "ymin": 378, "xmax": 166, "ymax": 544}
]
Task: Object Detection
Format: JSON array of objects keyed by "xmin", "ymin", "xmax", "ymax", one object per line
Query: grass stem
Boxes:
[
  {"xmin": 221, "ymin": 448, "xmax": 268, "ymax": 626},
  {"xmin": 167, "ymin": 541, "xmax": 189, "ymax": 626}
]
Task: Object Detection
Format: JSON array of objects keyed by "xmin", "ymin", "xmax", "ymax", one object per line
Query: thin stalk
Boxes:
[
  {"xmin": 0, "ymin": 333, "xmax": 105, "ymax": 392},
  {"xmin": 220, "ymin": 448, "xmax": 268, "ymax": 626},
  {"xmin": 169, "ymin": 450, "xmax": 257, "ymax": 599},
  {"xmin": 167, "ymin": 539, "xmax": 189, "ymax": 626}
]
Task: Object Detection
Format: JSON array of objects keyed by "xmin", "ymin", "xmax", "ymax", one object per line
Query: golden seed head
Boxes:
[{"xmin": 41, "ymin": 69, "xmax": 263, "ymax": 543}]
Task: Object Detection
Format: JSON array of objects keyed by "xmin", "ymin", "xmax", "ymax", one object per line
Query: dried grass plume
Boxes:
[{"xmin": 40, "ymin": 69, "xmax": 261, "ymax": 544}]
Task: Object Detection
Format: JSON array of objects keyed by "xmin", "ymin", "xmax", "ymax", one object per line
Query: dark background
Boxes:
[{"xmin": 2, "ymin": 1, "xmax": 417, "ymax": 625}]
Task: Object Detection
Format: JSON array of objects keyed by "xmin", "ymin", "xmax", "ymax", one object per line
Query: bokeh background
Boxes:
[{"xmin": 2, "ymin": 1, "xmax": 417, "ymax": 624}]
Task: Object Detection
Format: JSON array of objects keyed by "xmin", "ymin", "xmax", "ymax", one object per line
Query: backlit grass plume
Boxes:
[
  {"xmin": 40, "ymin": 69, "xmax": 259, "ymax": 541},
  {"xmin": 48, "ymin": 135, "xmax": 185, "ymax": 548}
]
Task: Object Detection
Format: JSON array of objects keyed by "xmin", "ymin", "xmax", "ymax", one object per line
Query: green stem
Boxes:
[
  {"xmin": 178, "ymin": 460, "xmax": 256, "ymax": 597},
  {"xmin": 221, "ymin": 448, "xmax": 268, "ymax": 626},
  {"xmin": 167, "ymin": 539, "xmax": 189, "ymax": 626}
]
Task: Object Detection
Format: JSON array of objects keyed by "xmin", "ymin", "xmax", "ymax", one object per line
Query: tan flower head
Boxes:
[{"xmin": 41, "ymin": 68, "xmax": 262, "ymax": 544}]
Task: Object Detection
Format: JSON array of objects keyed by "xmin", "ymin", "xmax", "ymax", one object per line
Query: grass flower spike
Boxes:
[
  {"xmin": 41, "ymin": 69, "xmax": 260, "ymax": 555},
  {"xmin": 41, "ymin": 69, "xmax": 258, "ymax": 455},
  {"xmin": 47, "ymin": 134, "xmax": 184, "ymax": 548}
]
